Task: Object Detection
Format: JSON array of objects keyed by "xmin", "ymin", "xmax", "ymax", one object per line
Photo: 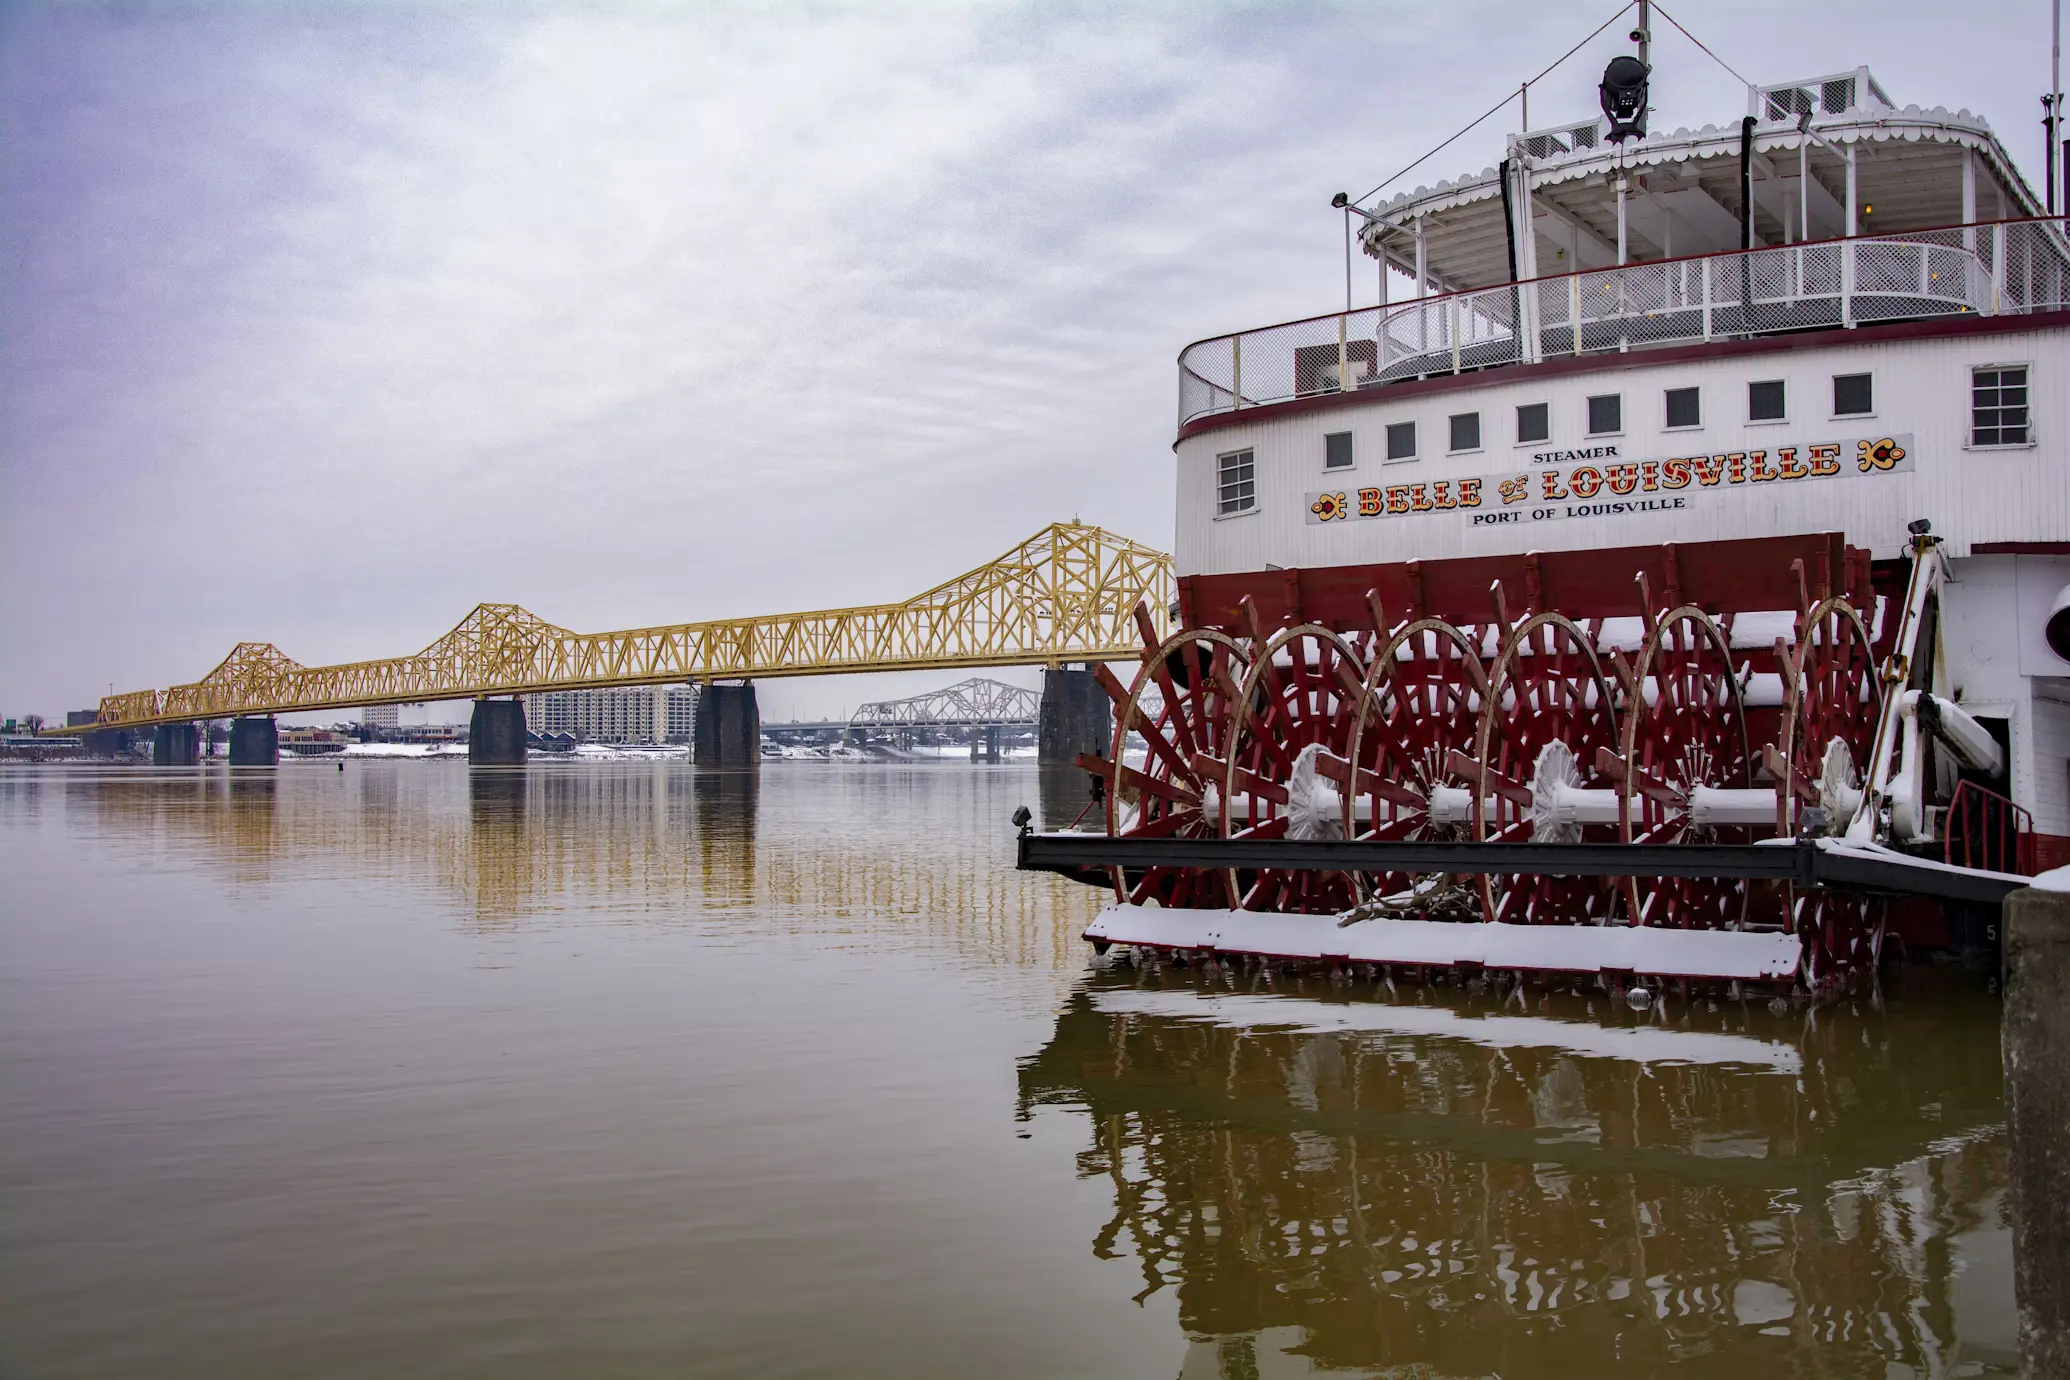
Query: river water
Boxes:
[{"xmin": 0, "ymin": 760, "xmax": 2017, "ymax": 1377}]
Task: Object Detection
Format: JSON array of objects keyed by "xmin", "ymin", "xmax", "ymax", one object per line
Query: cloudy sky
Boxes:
[{"xmin": 0, "ymin": 0, "xmax": 2050, "ymax": 724}]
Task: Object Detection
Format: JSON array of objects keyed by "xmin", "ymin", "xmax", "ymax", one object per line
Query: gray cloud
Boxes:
[{"xmin": 0, "ymin": 0, "xmax": 2049, "ymax": 721}]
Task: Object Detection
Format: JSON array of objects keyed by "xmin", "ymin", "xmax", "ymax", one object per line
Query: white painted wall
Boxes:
[{"xmin": 1176, "ymin": 327, "xmax": 2068, "ymax": 576}]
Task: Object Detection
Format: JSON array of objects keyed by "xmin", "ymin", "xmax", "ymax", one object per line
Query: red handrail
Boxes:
[{"xmin": 1943, "ymin": 779, "xmax": 2037, "ymax": 876}]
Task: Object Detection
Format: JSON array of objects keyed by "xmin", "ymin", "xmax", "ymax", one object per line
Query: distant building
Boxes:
[
  {"xmin": 524, "ymin": 685, "xmax": 696, "ymax": 744},
  {"xmin": 362, "ymin": 703, "xmax": 401, "ymax": 729},
  {"xmin": 280, "ymin": 727, "xmax": 348, "ymax": 755}
]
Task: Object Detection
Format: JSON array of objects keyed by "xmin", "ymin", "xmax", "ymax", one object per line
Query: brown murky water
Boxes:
[{"xmin": 0, "ymin": 761, "xmax": 2015, "ymax": 1377}]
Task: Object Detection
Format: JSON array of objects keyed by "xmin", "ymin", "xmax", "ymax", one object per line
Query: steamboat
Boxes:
[{"xmin": 1020, "ymin": 17, "xmax": 2070, "ymax": 992}]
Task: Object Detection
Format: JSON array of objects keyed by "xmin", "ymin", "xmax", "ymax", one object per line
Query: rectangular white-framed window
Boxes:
[
  {"xmin": 1833, "ymin": 372, "xmax": 1874, "ymax": 418},
  {"xmin": 1586, "ymin": 393, "xmax": 1622, "ymax": 437},
  {"xmin": 1385, "ymin": 420, "xmax": 1418, "ymax": 462},
  {"xmin": 1448, "ymin": 412, "xmax": 1481, "ymax": 453},
  {"xmin": 1971, "ymin": 364, "xmax": 2033, "ymax": 447},
  {"xmin": 1749, "ymin": 378, "xmax": 1787, "ymax": 423},
  {"xmin": 1664, "ymin": 386, "xmax": 1701, "ymax": 430},
  {"xmin": 1323, "ymin": 431, "xmax": 1354, "ymax": 470},
  {"xmin": 1516, "ymin": 402, "xmax": 1550, "ymax": 445},
  {"xmin": 1216, "ymin": 448, "xmax": 1256, "ymax": 515}
]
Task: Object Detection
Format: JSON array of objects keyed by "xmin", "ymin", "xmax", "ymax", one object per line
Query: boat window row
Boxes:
[{"xmin": 1222, "ymin": 363, "xmax": 2036, "ymax": 513}]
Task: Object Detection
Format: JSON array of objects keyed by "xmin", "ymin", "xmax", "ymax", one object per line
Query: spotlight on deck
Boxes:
[
  {"xmin": 1599, "ymin": 55, "xmax": 1650, "ymax": 142},
  {"xmin": 1330, "ymin": 192, "xmax": 1350, "ymax": 209}
]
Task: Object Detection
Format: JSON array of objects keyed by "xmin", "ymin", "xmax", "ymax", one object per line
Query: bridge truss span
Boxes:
[
  {"xmin": 849, "ymin": 678, "xmax": 1041, "ymax": 729},
  {"xmin": 81, "ymin": 522, "xmax": 1173, "ymax": 731}
]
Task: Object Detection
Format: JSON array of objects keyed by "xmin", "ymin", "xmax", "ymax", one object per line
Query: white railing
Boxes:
[{"xmin": 1177, "ymin": 218, "xmax": 2070, "ymax": 428}]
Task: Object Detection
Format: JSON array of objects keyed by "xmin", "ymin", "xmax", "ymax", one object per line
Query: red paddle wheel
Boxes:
[
  {"xmin": 1097, "ymin": 617, "xmax": 1251, "ymax": 909},
  {"xmin": 1062, "ymin": 534, "xmax": 1919, "ymax": 992},
  {"xmin": 1472, "ymin": 611, "xmax": 1622, "ymax": 925},
  {"xmin": 1775, "ymin": 596, "xmax": 1887, "ymax": 986},
  {"xmin": 1339, "ymin": 616, "xmax": 1490, "ymax": 917},
  {"xmin": 1218, "ymin": 621, "xmax": 1367, "ymax": 912},
  {"xmin": 1615, "ymin": 605, "xmax": 1765, "ymax": 931}
]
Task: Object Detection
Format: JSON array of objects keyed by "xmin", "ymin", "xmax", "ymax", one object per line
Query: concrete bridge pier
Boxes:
[
  {"xmin": 468, "ymin": 698, "xmax": 528, "ymax": 766},
  {"xmin": 1038, "ymin": 666, "xmax": 1111, "ymax": 767},
  {"xmin": 228, "ymin": 716, "xmax": 278, "ymax": 766},
  {"xmin": 152, "ymin": 721, "xmax": 201, "ymax": 766},
  {"xmin": 695, "ymin": 684, "xmax": 760, "ymax": 767}
]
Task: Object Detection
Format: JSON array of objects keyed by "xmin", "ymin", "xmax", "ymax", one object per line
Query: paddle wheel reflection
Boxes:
[{"xmin": 1019, "ymin": 970, "xmax": 2013, "ymax": 1377}]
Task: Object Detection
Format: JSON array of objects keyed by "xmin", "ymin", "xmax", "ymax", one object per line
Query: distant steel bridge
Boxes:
[{"xmin": 848, "ymin": 678, "xmax": 1040, "ymax": 729}]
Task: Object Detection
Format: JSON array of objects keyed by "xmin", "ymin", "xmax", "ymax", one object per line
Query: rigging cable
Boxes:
[
  {"xmin": 1646, "ymin": 3, "xmax": 1752, "ymax": 88},
  {"xmin": 1351, "ymin": 1, "xmax": 1636, "ymax": 209}
]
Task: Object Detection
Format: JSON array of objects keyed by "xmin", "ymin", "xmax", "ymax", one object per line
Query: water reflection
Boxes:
[
  {"xmin": 1037, "ymin": 763, "xmax": 1100, "ymax": 830},
  {"xmin": 5, "ymin": 761, "xmax": 1097, "ymax": 967},
  {"xmin": 1021, "ymin": 968, "xmax": 2014, "ymax": 1377}
]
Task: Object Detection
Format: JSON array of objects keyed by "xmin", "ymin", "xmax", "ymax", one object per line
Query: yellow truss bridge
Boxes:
[{"xmin": 77, "ymin": 522, "xmax": 1173, "ymax": 731}]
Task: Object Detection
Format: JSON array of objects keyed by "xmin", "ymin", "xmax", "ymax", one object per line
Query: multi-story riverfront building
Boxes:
[{"xmin": 524, "ymin": 685, "xmax": 697, "ymax": 745}]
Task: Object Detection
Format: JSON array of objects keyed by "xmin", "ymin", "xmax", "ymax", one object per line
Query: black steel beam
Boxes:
[
  {"xmin": 1019, "ymin": 833, "xmax": 1812, "ymax": 880},
  {"xmin": 1015, "ymin": 833, "xmax": 2029, "ymax": 905}
]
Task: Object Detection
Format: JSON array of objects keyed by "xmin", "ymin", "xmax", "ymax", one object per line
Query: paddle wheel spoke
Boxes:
[
  {"xmin": 1619, "ymin": 605, "xmax": 1765, "ymax": 931},
  {"xmin": 1221, "ymin": 624, "xmax": 1366, "ymax": 913},
  {"xmin": 1341, "ymin": 618, "xmax": 1490, "ymax": 917},
  {"xmin": 1475, "ymin": 613, "xmax": 1621, "ymax": 926},
  {"xmin": 1777, "ymin": 596, "xmax": 1885, "ymax": 987},
  {"xmin": 1101, "ymin": 627, "xmax": 1250, "ymax": 909}
]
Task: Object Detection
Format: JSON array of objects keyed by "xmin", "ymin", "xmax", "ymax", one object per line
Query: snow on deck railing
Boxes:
[{"xmin": 1176, "ymin": 217, "xmax": 2070, "ymax": 429}]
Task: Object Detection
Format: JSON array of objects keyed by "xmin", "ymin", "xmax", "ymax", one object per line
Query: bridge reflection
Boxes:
[
  {"xmin": 25, "ymin": 762, "xmax": 1101, "ymax": 970},
  {"xmin": 1018, "ymin": 971, "xmax": 2013, "ymax": 1377}
]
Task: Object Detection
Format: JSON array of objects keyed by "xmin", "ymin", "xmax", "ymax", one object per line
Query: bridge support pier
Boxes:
[
  {"xmin": 152, "ymin": 721, "xmax": 200, "ymax": 766},
  {"xmin": 695, "ymin": 684, "xmax": 760, "ymax": 767},
  {"xmin": 228, "ymin": 716, "xmax": 278, "ymax": 766},
  {"xmin": 468, "ymin": 698, "xmax": 528, "ymax": 766},
  {"xmin": 1038, "ymin": 666, "xmax": 1110, "ymax": 767}
]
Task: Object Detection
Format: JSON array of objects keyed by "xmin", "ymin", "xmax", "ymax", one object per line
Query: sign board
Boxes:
[{"xmin": 1304, "ymin": 435, "xmax": 1913, "ymax": 529}]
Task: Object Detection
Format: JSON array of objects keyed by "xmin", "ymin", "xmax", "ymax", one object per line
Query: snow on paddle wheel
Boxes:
[
  {"xmin": 1095, "ymin": 614, "xmax": 1251, "ymax": 910},
  {"xmin": 1216, "ymin": 617, "xmax": 1367, "ymax": 912},
  {"xmin": 1470, "ymin": 609, "xmax": 1623, "ymax": 925},
  {"xmin": 1612, "ymin": 603, "xmax": 1767, "ymax": 932},
  {"xmin": 1337, "ymin": 615, "xmax": 1490, "ymax": 920}
]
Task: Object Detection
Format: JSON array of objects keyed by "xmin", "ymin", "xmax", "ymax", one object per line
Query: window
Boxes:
[
  {"xmin": 1516, "ymin": 402, "xmax": 1550, "ymax": 444},
  {"xmin": 1216, "ymin": 449, "xmax": 1255, "ymax": 515},
  {"xmin": 1449, "ymin": 412, "xmax": 1481, "ymax": 452},
  {"xmin": 1587, "ymin": 393, "xmax": 1622, "ymax": 436},
  {"xmin": 1386, "ymin": 421, "xmax": 1418, "ymax": 461},
  {"xmin": 1833, "ymin": 373, "xmax": 1873, "ymax": 417},
  {"xmin": 1749, "ymin": 379, "xmax": 1786, "ymax": 421},
  {"xmin": 1664, "ymin": 386, "xmax": 1701, "ymax": 429},
  {"xmin": 1973, "ymin": 366, "xmax": 2031, "ymax": 446},
  {"xmin": 1323, "ymin": 431, "xmax": 1354, "ymax": 469}
]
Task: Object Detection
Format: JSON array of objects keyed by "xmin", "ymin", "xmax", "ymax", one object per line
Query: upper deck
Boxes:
[{"xmin": 1178, "ymin": 69, "xmax": 2070, "ymax": 435}]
